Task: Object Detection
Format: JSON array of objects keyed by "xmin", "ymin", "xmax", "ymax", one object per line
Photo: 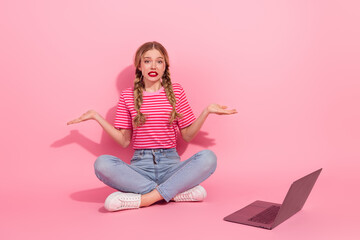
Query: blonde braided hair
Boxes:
[
  {"xmin": 133, "ymin": 70, "xmax": 146, "ymax": 128},
  {"xmin": 162, "ymin": 68, "xmax": 182, "ymax": 125},
  {"xmin": 133, "ymin": 41, "xmax": 182, "ymax": 128}
]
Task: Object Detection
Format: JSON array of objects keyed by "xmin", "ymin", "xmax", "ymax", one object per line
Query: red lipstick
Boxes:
[{"xmin": 148, "ymin": 71, "xmax": 158, "ymax": 77}]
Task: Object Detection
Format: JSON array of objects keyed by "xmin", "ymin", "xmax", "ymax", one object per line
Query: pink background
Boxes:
[{"xmin": 1, "ymin": 0, "xmax": 359, "ymax": 239}]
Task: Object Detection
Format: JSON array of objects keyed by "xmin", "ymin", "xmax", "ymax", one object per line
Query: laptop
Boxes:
[{"xmin": 223, "ymin": 168, "xmax": 322, "ymax": 230}]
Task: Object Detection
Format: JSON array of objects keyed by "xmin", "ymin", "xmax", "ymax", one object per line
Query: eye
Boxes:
[
  {"xmin": 144, "ymin": 60, "xmax": 150, "ymax": 63},
  {"xmin": 157, "ymin": 60, "xmax": 163, "ymax": 64}
]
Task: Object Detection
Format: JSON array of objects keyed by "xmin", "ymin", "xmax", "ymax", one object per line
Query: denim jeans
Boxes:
[{"xmin": 94, "ymin": 148, "xmax": 217, "ymax": 202}]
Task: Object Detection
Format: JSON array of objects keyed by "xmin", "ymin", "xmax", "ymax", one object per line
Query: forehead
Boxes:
[{"xmin": 142, "ymin": 49, "xmax": 164, "ymax": 59}]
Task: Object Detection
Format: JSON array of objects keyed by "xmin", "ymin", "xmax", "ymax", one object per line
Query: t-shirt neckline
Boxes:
[{"xmin": 143, "ymin": 86, "xmax": 164, "ymax": 96}]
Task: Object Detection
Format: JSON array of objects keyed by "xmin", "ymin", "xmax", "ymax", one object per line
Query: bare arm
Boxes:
[
  {"xmin": 180, "ymin": 104, "xmax": 237, "ymax": 142},
  {"xmin": 67, "ymin": 110, "xmax": 132, "ymax": 148}
]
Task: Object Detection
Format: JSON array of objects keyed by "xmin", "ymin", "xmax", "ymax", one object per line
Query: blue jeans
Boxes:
[{"xmin": 94, "ymin": 148, "xmax": 217, "ymax": 202}]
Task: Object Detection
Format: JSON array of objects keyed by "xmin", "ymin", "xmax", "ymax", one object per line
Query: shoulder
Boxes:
[
  {"xmin": 120, "ymin": 87, "xmax": 134, "ymax": 97},
  {"xmin": 118, "ymin": 88, "xmax": 134, "ymax": 105},
  {"xmin": 172, "ymin": 82, "xmax": 185, "ymax": 94}
]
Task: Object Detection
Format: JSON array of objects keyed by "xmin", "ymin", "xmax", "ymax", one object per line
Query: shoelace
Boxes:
[
  {"xmin": 118, "ymin": 195, "xmax": 140, "ymax": 208},
  {"xmin": 176, "ymin": 189, "xmax": 196, "ymax": 201}
]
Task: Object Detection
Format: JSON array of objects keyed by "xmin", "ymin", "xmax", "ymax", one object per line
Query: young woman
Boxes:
[{"xmin": 67, "ymin": 41, "xmax": 237, "ymax": 211}]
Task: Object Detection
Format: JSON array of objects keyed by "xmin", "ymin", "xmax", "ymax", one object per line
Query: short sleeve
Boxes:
[
  {"xmin": 176, "ymin": 85, "xmax": 196, "ymax": 129},
  {"xmin": 114, "ymin": 93, "xmax": 132, "ymax": 129}
]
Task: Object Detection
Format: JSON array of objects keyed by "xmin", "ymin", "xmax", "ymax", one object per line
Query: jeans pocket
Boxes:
[
  {"xmin": 130, "ymin": 152, "xmax": 142, "ymax": 163},
  {"xmin": 163, "ymin": 151, "xmax": 181, "ymax": 163}
]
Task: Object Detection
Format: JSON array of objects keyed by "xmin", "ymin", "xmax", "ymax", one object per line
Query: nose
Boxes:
[{"xmin": 151, "ymin": 61, "xmax": 156, "ymax": 69}]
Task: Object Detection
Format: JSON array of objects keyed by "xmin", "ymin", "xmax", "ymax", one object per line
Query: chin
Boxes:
[{"xmin": 145, "ymin": 77, "xmax": 162, "ymax": 82}]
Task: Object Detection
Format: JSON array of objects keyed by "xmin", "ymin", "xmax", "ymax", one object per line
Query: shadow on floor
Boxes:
[{"xmin": 70, "ymin": 186, "xmax": 114, "ymax": 203}]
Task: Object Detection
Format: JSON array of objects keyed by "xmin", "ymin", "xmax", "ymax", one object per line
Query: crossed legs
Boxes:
[{"xmin": 94, "ymin": 150, "xmax": 217, "ymax": 210}]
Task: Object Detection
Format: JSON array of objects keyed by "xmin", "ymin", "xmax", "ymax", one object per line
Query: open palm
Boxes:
[
  {"xmin": 207, "ymin": 104, "xmax": 237, "ymax": 115},
  {"xmin": 67, "ymin": 110, "xmax": 97, "ymax": 125}
]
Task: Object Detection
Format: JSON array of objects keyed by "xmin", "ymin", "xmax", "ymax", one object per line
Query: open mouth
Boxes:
[{"xmin": 148, "ymin": 71, "xmax": 158, "ymax": 77}]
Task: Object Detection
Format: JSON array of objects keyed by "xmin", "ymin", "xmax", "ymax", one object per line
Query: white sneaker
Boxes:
[
  {"xmin": 104, "ymin": 191, "xmax": 141, "ymax": 211},
  {"xmin": 173, "ymin": 185, "xmax": 207, "ymax": 202}
]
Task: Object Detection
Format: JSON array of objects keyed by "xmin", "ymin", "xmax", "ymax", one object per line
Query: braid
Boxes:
[
  {"xmin": 162, "ymin": 69, "xmax": 182, "ymax": 124},
  {"xmin": 133, "ymin": 69, "xmax": 146, "ymax": 128}
]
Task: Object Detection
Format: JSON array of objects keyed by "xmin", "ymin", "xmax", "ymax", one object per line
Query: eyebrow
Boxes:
[{"xmin": 143, "ymin": 56, "xmax": 164, "ymax": 59}]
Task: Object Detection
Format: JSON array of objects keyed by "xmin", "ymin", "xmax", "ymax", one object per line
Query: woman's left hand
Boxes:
[{"xmin": 207, "ymin": 104, "xmax": 237, "ymax": 115}]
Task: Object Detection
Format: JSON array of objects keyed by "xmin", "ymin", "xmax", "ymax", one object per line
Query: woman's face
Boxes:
[{"xmin": 138, "ymin": 48, "xmax": 166, "ymax": 84}]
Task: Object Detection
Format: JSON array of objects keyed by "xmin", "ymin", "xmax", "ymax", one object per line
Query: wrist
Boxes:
[
  {"xmin": 92, "ymin": 111, "xmax": 102, "ymax": 121},
  {"xmin": 203, "ymin": 107, "xmax": 211, "ymax": 116}
]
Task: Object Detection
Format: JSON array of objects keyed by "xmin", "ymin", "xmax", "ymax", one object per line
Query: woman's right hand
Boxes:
[{"xmin": 67, "ymin": 110, "xmax": 98, "ymax": 125}]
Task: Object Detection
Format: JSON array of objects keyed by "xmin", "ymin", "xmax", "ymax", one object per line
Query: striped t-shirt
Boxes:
[{"xmin": 114, "ymin": 83, "xmax": 196, "ymax": 149}]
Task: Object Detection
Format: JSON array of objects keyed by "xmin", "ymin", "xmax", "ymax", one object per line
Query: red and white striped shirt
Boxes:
[{"xmin": 114, "ymin": 83, "xmax": 196, "ymax": 149}]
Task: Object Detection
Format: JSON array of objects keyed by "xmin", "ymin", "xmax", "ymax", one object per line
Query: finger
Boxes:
[
  {"xmin": 67, "ymin": 118, "xmax": 81, "ymax": 125},
  {"xmin": 223, "ymin": 107, "xmax": 237, "ymax": 113},
  {"xmin": 220, "ymin": 107, "xmax": 234, "ymax": 112},
  {"xmin": 67, "ymin": 120, "xmax": 76, "ymax": 125},
  {"xmin": 217, "ymin": 109, "xmax": 237, "ymax": 115},
  {"xmin": 228, "ymin": 109, "xmax": 237, "ymax": 114}
]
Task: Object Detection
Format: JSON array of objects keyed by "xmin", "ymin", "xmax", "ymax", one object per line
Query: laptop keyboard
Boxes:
[{"xmin": 248, "ymin": 205, "xmax": 280, "ymax": 224}]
